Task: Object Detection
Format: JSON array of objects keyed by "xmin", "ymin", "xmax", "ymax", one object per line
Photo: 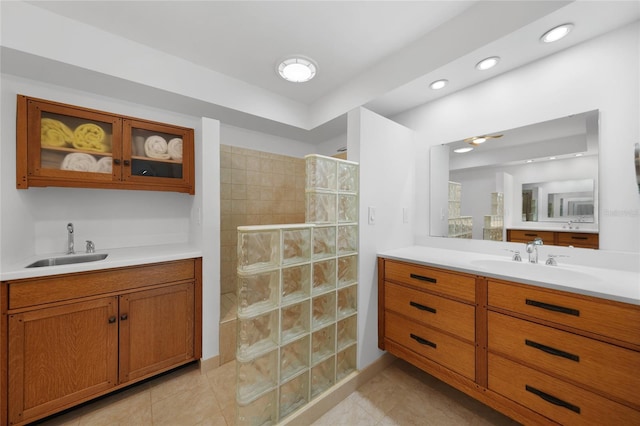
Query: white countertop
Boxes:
[
  {"xmin": 1, "ymin": 243, "xmax": 202, "ymax": 281},
  {"xmin": 379, "ymin": 246, "xmax": 640, "ymax": 306}
]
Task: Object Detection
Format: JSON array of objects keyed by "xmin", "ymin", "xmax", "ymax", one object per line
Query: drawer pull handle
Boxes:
[
  {"xmin": 524, "ymin": 233, "xmax": 538, "ymax": 237},
  {"xmin": 525, "ymin": 339, "xmax": 580, "ymax": 362},
  {"xmin": 525, "ymin": 385, "xmax": 581, "ymax": 414},
  {"xmin": 410, "ymin": 273, "xmax": 437, "ymax": 284},
  {"xmin": 410, "ymin": 301, "xmax": 436, "ymax": 314},
  {"xmin": 525, "ymin": 299, "xmax": 580, "ymax": 316},
  {"xmin": 410, "ymin": 333, "xmax": 437, "ymax": 348},
  {"xmin": 571, "ymin": 236, "xmax": 588, "ymax": 240}
]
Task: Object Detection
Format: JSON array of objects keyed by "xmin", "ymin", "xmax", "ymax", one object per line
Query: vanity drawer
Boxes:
[
  {"xmin": 385, "ymin": 282, "xmax": 475, "ymax": 342},
  {"xmin": 507, "ymin": 229, "xmax": 555, "ymax": 244},
  {"xmin": 489, "ymin": 354, "xmax": 640, "ymax": 425},
  {"xmin": 385, "ymin": 310, "xmax": 475, "ymax": 380},
  {"xmin": 7, "ymin": 259, "xmax": 197, "ymax": 309},
  {"xmin": 488, "ymin": 280, "xmax": 640, "ymax": 346},
  {"xmin": 556, "ymin": 232, "xmax": 599, "ymax": 248},
  {"xmin": 488, "ymin": 311, "xmax": 640, "ymax": 407},
  {"xmin": 383, "ymin": 260, "xmax": 475, "ymax": 303}
]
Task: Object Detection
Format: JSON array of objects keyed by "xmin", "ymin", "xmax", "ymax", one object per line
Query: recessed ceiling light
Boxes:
[
  {"xmin": 540, "ymin": 23, "xmax": 574, "ymax": 43},
  {"xmin": 277, "ymin": 57, "xmax": 317, "ymax": 82},
  {"xmin": 471, "ymin": 137, "xmax": 487, "ymax": 144},
  {"xmin": 526, "ymin": 160, "xmax": 534, "ymax": 163},
  {"xmin": 575, "ymin": 153, "xmax": 583, "ymax": 157},
  {"xmin": 454, "ymin": 147, "xmax": 474, "ymax": 153},
  {"xmin": 475, "ymin": 56, "xmax": 500, "ymax": 71},
  {"xmin": 549, "ymin": 156, "xmax": 557, "ymax": 160},
  {"xmin": 430, "ymin": 79, "xmax": 448, "ymax": 90}
]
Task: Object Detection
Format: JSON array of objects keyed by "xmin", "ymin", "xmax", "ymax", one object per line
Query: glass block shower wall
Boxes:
[{"xmin": 235, "ymin": 154, "xmax": 359, "ymax": 425}]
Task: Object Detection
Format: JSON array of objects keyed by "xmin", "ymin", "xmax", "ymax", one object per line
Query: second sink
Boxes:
[{"xmin": 26, "ymin": 253, "xmax": 108, "ymax": 268}]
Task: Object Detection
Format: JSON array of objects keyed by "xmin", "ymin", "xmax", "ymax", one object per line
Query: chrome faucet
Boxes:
[
  {"xmin": 66, "ymin": 223, "xmax": 75, "ymax": 254},
  {"xmin": 525, "ymin": 237, "xmax": 543, "ymax": 263}
]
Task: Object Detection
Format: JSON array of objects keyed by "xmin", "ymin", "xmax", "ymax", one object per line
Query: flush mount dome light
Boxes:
[
  {"xmin": 454, "ymin": 147, "xmax": 474, "ymax": 154},
  {"xmin": 475, "ymin": 56, "xmax": 500, "ymax": 71},
  {"xmin": 541, "ymin": 23, "xmax": 574, "ymax": 43},
  {"xmin": 278, "ymin": 57, "xmax": 317, "ymax": 82},
  {"xmin": 430, "ymin": 79, "xmax": 448, "ymax": 90}
]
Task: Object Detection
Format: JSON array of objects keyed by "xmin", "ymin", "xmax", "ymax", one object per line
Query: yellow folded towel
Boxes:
[
  {"xmin": 41, "ymin": 118, "xmax": 74, "ymax": 147},
  {"xmin": 73, "ymin": 123, "xmax": 108, "ymax": 152}
]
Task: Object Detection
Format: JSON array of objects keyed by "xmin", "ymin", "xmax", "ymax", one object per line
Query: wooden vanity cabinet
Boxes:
[
  {"xmin": 378, "ymin": 259, "xmax": 479, "ymax": 386},
  {"xmin": 378, "ymin": 256, "xmax": 640, "ymax": 425},
  {"xmin": 17, "ymin": 95, "xmax": 195, "ymax": 194},
  {"xmin": 1, "ymin": 258, "xmax": 202, "ymax": 426},
  {"xmin": 507, "ymin": 229, "xmax": 599, "ymax": 249}
]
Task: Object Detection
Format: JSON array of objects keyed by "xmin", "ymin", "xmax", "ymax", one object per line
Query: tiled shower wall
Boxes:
[{"xmin": 220, "ymin": 145, "xmax": 306, "ymax": 364}]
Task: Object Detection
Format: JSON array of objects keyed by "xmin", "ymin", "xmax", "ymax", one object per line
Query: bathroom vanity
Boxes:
[
  {"xmin": 378, "ymin": 247, "xmax": 639, "ymax": 425},
  {"xmin": 0, "ymin": 249, "xmax": 202, "ymax": 426}
]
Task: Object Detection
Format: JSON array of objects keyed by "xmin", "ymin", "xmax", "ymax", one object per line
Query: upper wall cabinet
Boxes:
[{"xmin": 16, "ymin": 95, "xmax": 195, "ymax": 194}]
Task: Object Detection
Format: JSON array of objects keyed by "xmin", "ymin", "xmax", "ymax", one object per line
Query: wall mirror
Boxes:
[{"xmin": 430, "ymin": 110, "xmax": 599, "ymax": 242}]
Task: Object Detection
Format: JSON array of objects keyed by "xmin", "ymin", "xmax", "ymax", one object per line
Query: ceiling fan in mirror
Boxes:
[{"xmin": 464, "ymin": 134, "xmax": 504, "ymax": 145}]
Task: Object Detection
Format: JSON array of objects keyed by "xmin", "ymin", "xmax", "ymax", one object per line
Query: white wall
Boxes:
[
  {"xmin": 0, "ymin": 75, "xmax": 201, "ymax": 266},
  {"xmin": 396, "ymin": 22, "xmax": 640, "ymax": 253},
  {"xmin": 348, "ymin": 107, "xmax": 415, "ymax": 369},
  {"xmin": 220, "ymin": 124, "xmax": 317, "ymax": 158}
]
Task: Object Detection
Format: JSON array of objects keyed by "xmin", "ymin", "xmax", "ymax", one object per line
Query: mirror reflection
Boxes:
[
  {"xmin": 430, "ymin": 110, "xmax": 599, "ymax": 243},
  {"xmin": 522, "ymin": 179, "xmax": 595, "ymax": 223}
]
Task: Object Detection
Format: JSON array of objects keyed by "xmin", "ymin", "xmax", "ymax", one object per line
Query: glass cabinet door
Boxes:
[
  {"xmin": 123, "ymin": 119, "xmax": 193, "ymax": 191},
  {"xmin": 27, "ymin": 100, "xmax": 122, "ymax": 183}
]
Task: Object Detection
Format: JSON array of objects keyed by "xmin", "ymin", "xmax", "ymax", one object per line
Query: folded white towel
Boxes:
[
  {"xmin": 95, "ymin": 157, "xmax": 112, "ymax": 174},
  {"xmin": 61, "ymin": 153, "xmax": 98, "ymax": 172},
  {"xmin": 168, "ymin": 138, "xmax": 183, "ymax": 161},
  {"xmin": 144, "ymin": 135, "xmax": 170, "ymax": 159}
]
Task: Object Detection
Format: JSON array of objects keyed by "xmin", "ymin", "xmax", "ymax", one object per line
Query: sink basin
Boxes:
[
  {"xmin": 26, "ymin": 253, "xmax": 108, "ymax": 268},
  {"xmin": 469, "ymin": 259, "xmax": 599, "ymax": 283}
]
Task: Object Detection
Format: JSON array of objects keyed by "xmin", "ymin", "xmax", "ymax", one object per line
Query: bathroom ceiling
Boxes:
[{"xmin": 15, "ymin": 1, "xmax": 640, "ymax": 143}]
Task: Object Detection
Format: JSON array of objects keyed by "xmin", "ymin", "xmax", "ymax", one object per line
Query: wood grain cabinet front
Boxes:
[
  {"xmin": 506, "ymin": 229, "xmax": 599, "ymax": 249},
  {"xmin": 378, "ymin": 259, "xmax": 478, "ymax": 393},
  {"xmin": 1, "ymin": 258, "xmax": 202, "ymax": 426},
  {"xmin": 16, "ymin": 95, "xmax": 195, "ymax": 194},
  {"xmin": 378, "ymin": 256, "xmax": 640, "ymax": 426}
]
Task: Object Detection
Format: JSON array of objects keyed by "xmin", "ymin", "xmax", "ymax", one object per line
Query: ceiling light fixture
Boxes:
[
  {"xmin": 277, "ymin": 57, "xmax": 317, "ymax": 83},
  {"xmin": 549, "ymin": 156, "xmax": 557, "ymax": 160},
  {"xmin": 475, "ymin": 56, "xmax": 500, "ymax": 71},
  {"xmin": 575, "ymin": 153, "xmax": 583, "ymax": 157},
  {"xmin": 454, "ymin": 147, "xmax": 474, "ymax": 154},
  {"xmin": 430, "ymin": 79, "xmax": 448, "ymax": 90},
  {"xmin": 526, "ymin": 160, "xmax": 534, "ymax": 163},
  {"xmin": 540, "ymin": 23, "xmax": 574, "ymax": 43}
]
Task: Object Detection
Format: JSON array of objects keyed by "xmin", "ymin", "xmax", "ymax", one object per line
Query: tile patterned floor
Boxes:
[{"xmin": 35, "ymin": 358, "xmax": 519, "ymax": 426}]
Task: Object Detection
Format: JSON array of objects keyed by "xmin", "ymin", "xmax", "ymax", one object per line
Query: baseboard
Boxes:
[
  {"xmin": 199, "ymin": 355, "xmax": 220, "ymax": 373},
  {"xmin": 280, "ymin": 352, "xmax": 396, "ymax": 425}
]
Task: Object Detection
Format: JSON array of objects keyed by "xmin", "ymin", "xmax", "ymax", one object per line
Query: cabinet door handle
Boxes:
[
  {"xmin": 108, "ymin": 316, "xmax": 116, "ymax": 324},
  {"xmin": 525, "ymin": 299, "xmax": 580, "ymax": 316},
  {"xmin": 525, "ymin": 339, "xmax": 580, "ymax": 362},
  {"xmin": 123, "ymin": 160, "xmax": 130, "ymax": 166},
  {"xmin": 113, "ymin": 158, "xmax": 121, "ymax": 165},
  {"xmin": 525, "ymin": 385, "xmax": 581, "ymax": 414},
  {"xmin": 410, "ymin": 301, "xmax": 436, "ymax": 314},
  {"xmin": 410, "ymin": 273, "xmax": 437, "ymax": 284},
  {"xmin": 410, "ymin": 333, "xmax": 437, "ymax": 348},
  {"xmin": 120, "ymin": 313, "xmax": 128, "ymax": 321}
]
